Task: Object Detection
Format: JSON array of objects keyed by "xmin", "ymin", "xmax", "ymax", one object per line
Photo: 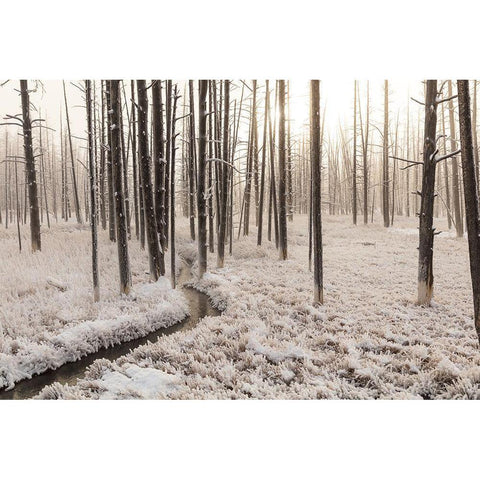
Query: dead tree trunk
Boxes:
[
  {"xmin": 130, "ymin": 80, "xmax": 140, "ymax": 240},
  {"xmin": 152, "ymin": 80, "xmax": 166, "ymax": 251},
  {"xmin": 311, "ymin": 80, "xmax": 323, "ymax": 304},
  {"xmin": 105, "ymin": 82, "xmax": 116, "ymax": 242},
  {"xmin": 188, "ymin": 80, "xmax": 196, "ymax": 240},
  {"xmin": 217, "ymin": 80, "xmax": 230, "ymax": 268},
  {"xmin": 197, "ymin": 80, "xmax": 209, "ymax": 277},
  {"xmin": 383, "ymin": 80, "xmax": 390, "ymax": 228},
  {"xmin": 278, "ymin": 80, "xmax": 288, "ymax": 260},
  {"xmin": 62, "ymin": 81, "xmax": 82, "ymax": 224},
  {"xmin": 20, "ymin": 80, "xmax": 41, "ymax": 252},
  {"xmin": 99, "ymin": 81, "xmax": 107, "ymax": 230},
  {"xmin": 86, "ymin": 80, "xmax": 100, "ymax": 302},
  {"xmin": 137, "ymin": 80, "xmax": 164, "ymax": 280},
  {"xmin": 257, "ymin": 80, "xmax": 269, "ymax": 246},
  {"xmin": 109, "ymin": 80, "xmax": 131, "ymax": 295},
  {"xmin": 457, "ymin": 79, "xmax": 480, "ymax": 344},
  {"xmin": 359, "ymin": 80, "xmax": 369, "ymax": 225},
  {"xmin": 448, "ymin": 80, "xmax": 464, "ymax": 238},
  {"xmin": 417, "ymin": 80, "xmax": 438, "ymax": 306},
  {"xmin": 352, "ymin": 80, "xmax": 357, "ymax": 225},
  {"xmin": 170, "ymin": 85, "xmax": 179, "ymax": 287}
]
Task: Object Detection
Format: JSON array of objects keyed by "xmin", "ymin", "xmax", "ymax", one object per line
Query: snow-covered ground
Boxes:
[
  {"xmin": 0, "ymin": 223, "xmax": 189, "ymax": 390},
  {"xmin": 35, "ymin": 214, "xmax": 480, "ymax": 399}
]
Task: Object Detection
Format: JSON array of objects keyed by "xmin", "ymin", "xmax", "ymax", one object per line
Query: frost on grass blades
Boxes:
[{"xmin": 1, "ymin": 79, "xmax": 480, "ymax": 399}]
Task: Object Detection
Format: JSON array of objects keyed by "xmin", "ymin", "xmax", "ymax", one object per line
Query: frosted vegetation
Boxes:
[
  {"xmin": 0, "ymin": 223, "xmax": 188, "ymax": 390},
  {"xmin": 36, "ymin": 215, "xmax": 480, "ymax": 400}
]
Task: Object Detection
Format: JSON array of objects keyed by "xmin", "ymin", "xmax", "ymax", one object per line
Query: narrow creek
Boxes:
[{"xmin": 0, "ymin": 263, "xmax": 220, "ymax": 400}]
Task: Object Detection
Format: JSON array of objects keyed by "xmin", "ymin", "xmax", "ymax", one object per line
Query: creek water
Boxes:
[{"xmin": 0, "ymin": 264, "xmax": 220, "ymax": 400}]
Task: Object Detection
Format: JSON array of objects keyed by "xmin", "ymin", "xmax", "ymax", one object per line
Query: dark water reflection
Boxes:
[{"xmin": 0, "ymin": 265, "xmax": 220, "ymax": 400}]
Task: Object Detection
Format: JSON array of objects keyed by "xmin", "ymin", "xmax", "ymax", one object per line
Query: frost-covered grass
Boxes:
[
  {"xmin": 37, "ymin": 214, "xmax": 480, "ymax": 399},
  {"xmin": 0, "ymin": 221, "xmax": 189, "ymax": 390}
]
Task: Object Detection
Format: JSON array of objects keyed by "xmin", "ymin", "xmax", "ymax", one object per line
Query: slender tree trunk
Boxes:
[
  {"xmin": 352, "ymin": 80, "xmax": 357, "ymax": 225},
  {"xmin": 197, "ymin": 80, "xmax": 208, "ymax": 278},
  {"xmin": 457, "ymin": 79, "xmax": 480, "ymax": 344},
  {"xmin": 137, "ymin": 80, "xmax": 164, "ymax": 280},
  {"xmin": 170, "ymin": 85, "xmax": 179, "ymax": 287},
  {"xmin": 417, "ymin": 80, "xmax": 438, "ymax": 306},
  {"xmin": 62, "ymin": 81, "xmax": 82, "ymax": 224},
  {"xmin": 278, "ymin": 80, "xmax": 288, "ymax": 260},
  {"xmin": 110, "ymin": 80, "xmax": 131, "ymax": 295},
  {"xmin": 311, "ymin": 80, "xmax": 323, "ymax": 304},
  {"xmin": 152, "ymin": 80, "xmax": 166, "ymax": 251},
  {"xmin": 14, "ymin": 156, "xmax": 21, "ymax": 252},
  {"xmin": 188, "ymin": 80, "xmax": 196, "ymax": 240},
  {"xmin": 257, "ymin": 80, "xmax": 269, "ymax": 246},
  {"xmin": 164, "ymin": 80, "xmax": 172, "ymax": 249},
  {"xmin": 217, "ymin": 80, "xmax": 230, "ymax": 268},
  {"xmin": 99, "ymin": 81, "xmax": 107, "ymax": 230},
  {"xmin": 20, "ymin": 80, "xmax": 41, "ymax": 252},
  {"xmin": 383, "ymin": 80, "xmax": 390, "ymax": 227},
  {"xmin": 448, "ymin": 80, "xmax": 464, "ymax": 237},
  {"xmin": 130, "ymin": 80, "xmax": 140, "ymax": 240},
  {"xmin": 86, "ymin": 80, "xmax": 100, "ymax": 302},
  {"xmin": 105, "ymin": 82, "xmax": 116, "ymax": 242},
  {"xmin": 207, "ymin": 82, "xmax": 215, "ymax": 253},
  {"xmin": 119, "ymin": 87, "xmax": 131, "ymax": 239},
  {"xmin": 472, "ymin": 81, "xmax": 479, "ymax": 197}
]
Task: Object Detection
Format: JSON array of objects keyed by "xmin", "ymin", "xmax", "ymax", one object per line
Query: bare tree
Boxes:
[
  {"xmin": 278, "ymin": 80, "xmax": 288, "ymax": 260},
  {"xmin": 257, "ymin": 80, "xmax": 269, "ymax": 246},
  {"xmin": 417, "ymin": 80, "xmax": 438, "ymax": 305},
  {"xmin": 137, "ymin": 80, "xmax": 164, "ymax": 280},
  {"xmin": 85, "ymin": 80, "xmax": 100, "ymax": 301},
  {"xmin": 448, "ymin": 80, "xmax": 464, "ymax": 237},
  {"xmin": 310, "ymin": 80, "xmax": 323, "ymax": 304},
  {"xmin": 62, "ymin": 81, "xmax": 82, "ymax": 224},
  {"xmin": 197, "ymin": 80, "xmax": 208, "ymax": 278},
  {"xmin": 217, "ymin": 80, "xmax": 230, "ymax": 268},
  {"xmin": 383, "ymin": 80, "xmax": 390, "ymax": 228},
  {"xmin": 457, "ymin": 79, "xmax": 480, "ymax": 344},
  {"xmin": 352, "ymin": 80, "xmax": 357, "ymax": 225},
  {"xmin": 109, "ymin": 80, "xmax": 131, "ymax": 295},
  {"xmin": 20, "ymin": 80, "xmax": 41, "ymax": 252}
]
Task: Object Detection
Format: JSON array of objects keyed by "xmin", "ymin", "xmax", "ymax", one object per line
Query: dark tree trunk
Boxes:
[
  {"xmin": 20, "ymin": 80, "xmax": 41, "ymax": 252},
  {"xmin": 448, "ymin": 80, "xmax": 464, "ymax": 238},
  {"xmin": 170, "ymin": 85, "xmax": 179, "ymax": 287},
  {"xmin": 457, "ymin": 79, "xmax": 480, "ymax": 344},
  {"xmin": 311, "ymin": 81, "xmax": 323, "ymax": 304},
  {"xmin": 197, "ymin": 80, "xmax": 208, "ymax": 278},
  {"xmin": 152, "ymin": 80, "xmax": 166, "ymax": 251},
  {"xmin": 109, "ymin": 80, "xmax": 131, "ymax": 295},
  {"xmin": 352, "ymin": 80, "xmax": 357, "ymax": 225},
  {"xmin": 130, "ymin": 80, "xmax": 140, "ymax": 240},
  {"xmin": 164, "ymin": 80, "xmax": 172, "ymax": 249},
  {"xmin": 137, "ymin": 80, "xmax": 164, "ymax": 280},
  {"xmin": 417, "ymin": 80, "xmax": 438, "ymax": 306},
  {"xmin": 257, "ymin": 80, "xmax": 269, "ymax": 246},
  {"xmin": 99, "ymin": 81, "xmax": 107, "ymax": 230},
  {"xmin": 217, "ymin": 80, "xmax": 230, "ymax": 268},
  {"xmin": 86, "ymin": 80, "xmax": 100, "ymax": 302},
  {"xmin": 152, "ymin": 80, "xmax": 165, "ymax": 244},
  {"xmin": 383, "ymin": 80, "xmax": 390, "ymax": 228},
  {"xmin": 105, "ymin": 81, "xmax": 116, "ymax": 242},
  {"xmin": 278, "ymin": 80, "xmax": 288, "ymax": 260},
  {"xmin": 188, "ymin": 80, "xmax": 196, "ymax": 241}
]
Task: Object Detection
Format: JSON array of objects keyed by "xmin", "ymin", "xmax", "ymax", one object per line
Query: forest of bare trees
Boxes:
[{"xmin": 2, "ymin": 80, "xmax": 480, "ymax": 317}]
